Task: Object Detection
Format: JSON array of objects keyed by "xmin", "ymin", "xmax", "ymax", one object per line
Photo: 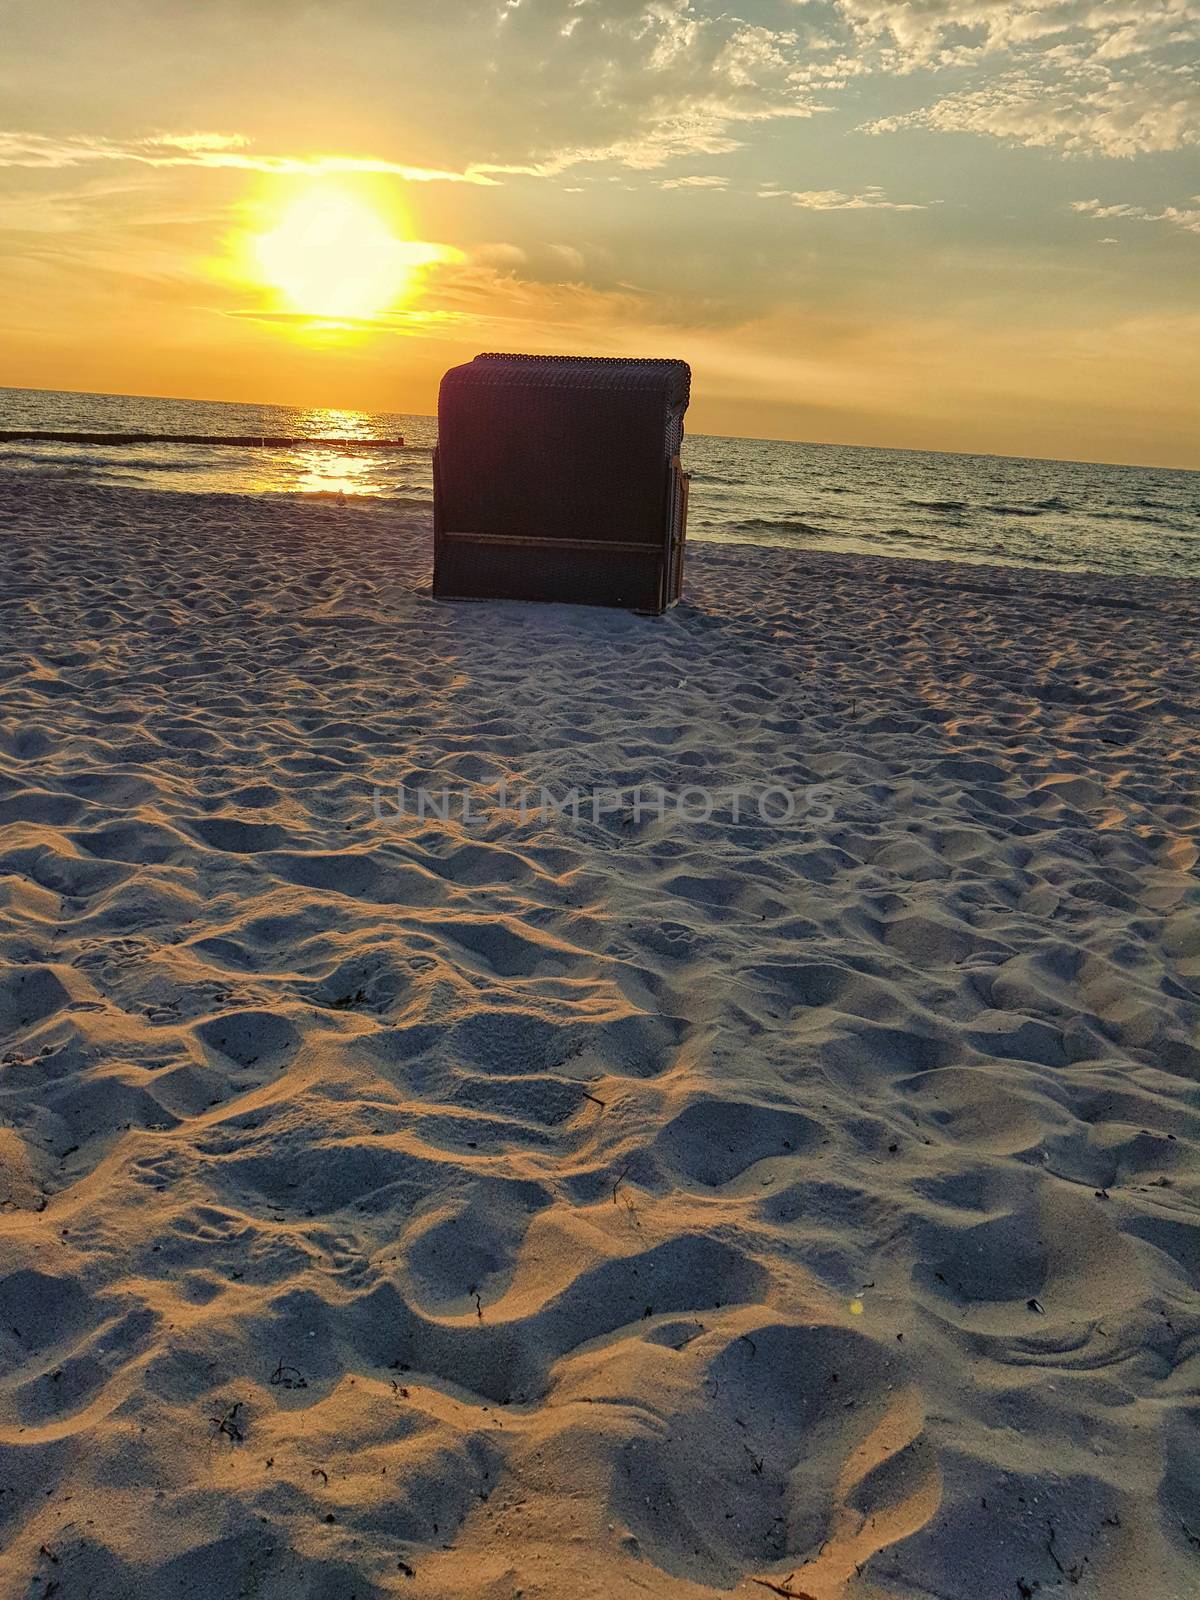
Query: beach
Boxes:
[{"xmin": 1, "ymin": 477, "xmax": 1198, "ymax": 1599}]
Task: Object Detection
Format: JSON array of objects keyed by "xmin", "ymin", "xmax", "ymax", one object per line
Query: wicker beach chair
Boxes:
[{"xmin": 433, "ymin": 353, "xmax": 691, "ymax": 614}]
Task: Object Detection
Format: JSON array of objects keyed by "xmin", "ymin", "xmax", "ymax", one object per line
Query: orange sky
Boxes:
[{"xmin": 2, "ymin": 2, "xmax": 1198, "ymax": 466}]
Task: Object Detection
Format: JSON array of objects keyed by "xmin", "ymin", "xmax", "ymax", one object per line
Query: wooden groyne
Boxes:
[{"xmin": 0, "ymin": 431, "xmax": 406, "ymax": 448}]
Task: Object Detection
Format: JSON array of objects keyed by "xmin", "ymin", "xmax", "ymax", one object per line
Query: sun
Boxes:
[{"xmin": 249, "ymin": 184, "xmax": 445, "ymax": 321}]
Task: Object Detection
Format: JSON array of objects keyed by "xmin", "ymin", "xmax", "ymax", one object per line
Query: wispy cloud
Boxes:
[
  {"xmin": 480, "ymin": 104, "xmax": 824, "ymax": 178},
  {"xmin": 864, "ymin": 72, "xmax": 1200, "ymax": 158},
  {"xmin": 223, "ymin": 306, "xmax": 467, "ymax": 332},
  {"xmin": 759, "ymin": 186, "xmax": 926, "ymax": 211},
  {"xmin": 835, "ymin": 0, "xmax": 1198, "ymax": 67},
  {"xmin": 659, "ymin": 174, "xmax": 730, "ymax": 189},
  {"xmin": 844, "ymin": 1, "xmax": 1200, "ymax": 156},
  {"xmin": 0, "ymin": 131, "xmax": 501, "ymax": 184},
  {"xmin": 1073, "ymin": 196, "xmax": 1200, "ymax": 235},
  {"xmin": 468, "ymin": 4, "xmax": 834, "ymax": 170}
]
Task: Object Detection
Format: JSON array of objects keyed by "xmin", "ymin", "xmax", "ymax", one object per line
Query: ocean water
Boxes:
[{"xmin": 2, "ymin": 386, "xmax": 1196, "ymax": 579}]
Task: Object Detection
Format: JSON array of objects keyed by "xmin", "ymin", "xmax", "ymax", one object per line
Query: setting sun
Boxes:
[{"xmin": 249, "ymin": 185, "xmax": 448, "ymax": 321}]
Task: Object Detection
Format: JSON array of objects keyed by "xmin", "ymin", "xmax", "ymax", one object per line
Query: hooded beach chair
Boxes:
[{"xmin": 433, "ymin": 353, "xmax": 691, "ymax": 614}]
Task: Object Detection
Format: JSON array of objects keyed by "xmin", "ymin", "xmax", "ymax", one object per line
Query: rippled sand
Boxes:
[{"xmin": 1, "ymin": 480, "xmax": 1198, "ymax": 1599}]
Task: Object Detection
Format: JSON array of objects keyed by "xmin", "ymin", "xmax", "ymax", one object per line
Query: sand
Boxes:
[{"xmin": 1, "ymin": 477, "xmax": 1198, "ymax": 1600}]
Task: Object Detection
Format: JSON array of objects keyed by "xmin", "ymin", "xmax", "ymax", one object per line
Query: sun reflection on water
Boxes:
[
  {"xmin": 290, "ymin": 449, "xmax": 380, "ymax": 496},
  {"xmin": 282, "ymin": 408, "xmax": 390, "ymax": 493}
]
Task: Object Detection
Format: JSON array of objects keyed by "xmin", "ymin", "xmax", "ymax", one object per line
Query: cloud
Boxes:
[
  {"xmin": 471, "ymin": 242, "xmax": 529, "ymax": 269},
  {"xmin": 478, "ymin": 104, "xmax": 823, "ymax": 178},
  {"xmin": 8, "ymin": 0, "xmax": 1196, "ymax": 181},
  {"xmin": 844, "ymin": 1, "xmax": 1200, "ymax": 155},
  {"xmin": 759, "ymin": 185, "xmax": 926, "ymax": 210},
  {"xmin": 0, "ymin": 130, "xmax": 500, "ymax": 184},
  {"xmin": 546, "ymin": 242, "xmax": 586, "ymax": 274},
  {"xmin": 468, "ymin": 1, "xmax": 833, "ymax": 169},
  {"xmin": 223, "ymin": 306, "xmax": 466, "ymax": 331},
  {"xmin": 482, "ymin": 123, "xmax": 779, "ymax": 177},
  {"xmin": 864, "ymin": 70, "xmax": 1200, "ymax": 157},
  {"xmin": 0, "ymin": 3, "xmax": 847, "ymax": 186},
  {"xmin": 658, "ymin": 174, "xmax": 730, "ymax": 189},
  {"xmin": 153, "ymin": 132, "xmax": 250, "ymax": 154},
  {"xmin": 1073, "ymin": 195, "xmax": 1200, "ymax": 234},
  {"xmin": 835, "ymin": 1, "xmax": 1198, "ymax": 66}
]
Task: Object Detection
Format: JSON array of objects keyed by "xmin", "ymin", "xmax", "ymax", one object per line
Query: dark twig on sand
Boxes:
[
  {"xmin": 752, "ymin": 1578, "xmax": 817, "ymax": 1600},
  {"xmin": 211, "ymin": 1400, "xmax": 245, "ymax": 1443},
  {"xmin": 1046, "ymin": 1519, "xmax": 1085, "ymax": 1585},
  {"xmin": 270, "ymin": 1359, "xmax": 308, "ymax": 1390}
]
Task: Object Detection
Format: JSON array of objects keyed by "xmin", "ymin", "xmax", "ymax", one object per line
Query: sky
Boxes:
[{"xmin": 1, "ymin": 0, "xmax": 1198, "ymax": 466}]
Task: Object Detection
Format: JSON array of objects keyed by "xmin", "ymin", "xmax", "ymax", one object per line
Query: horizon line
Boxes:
[{"xmin": 1, "ymin": 380, "xmax": 1196, "ymax": 478}]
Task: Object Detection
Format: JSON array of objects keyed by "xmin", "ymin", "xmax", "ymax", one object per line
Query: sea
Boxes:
[{"xmin": 2, "ymin": 386, "xmax": 1196, "ymax": 579}]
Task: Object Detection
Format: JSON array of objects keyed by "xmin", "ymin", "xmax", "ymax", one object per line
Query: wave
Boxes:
[
  {"xmin": 874, "ymin": 526, "xmax": 940, "ymax": 543},
  {"xmin": 737, "ymin": 517, "xmax": 834, "ymax": 537},
  {"xmin": 3, "ymin": 385, "xmax": 1196, "ymax": 581},
  {"xmin": 0, "ymin": 448, "xmax": 205, "ymax": 474},
  {"xmin": 1093, "ymin": 509, "xmax": 1178, "ymax": 528}
]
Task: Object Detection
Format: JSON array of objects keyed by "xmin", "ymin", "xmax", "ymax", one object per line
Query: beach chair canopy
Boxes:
[{"xmin": 433, "ymin": 353, "xmax": 691, "ymax": 613}]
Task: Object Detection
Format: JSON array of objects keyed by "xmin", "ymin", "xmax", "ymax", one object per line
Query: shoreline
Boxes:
[
  {"xmin": 1, "ymin": 478, "xmax": 1198, "ymax": 1599},
  {"xmin": 5, "ymin": 471, "xmax": 1199, "ymax": 590},
  {"xmin": 5, "ymin": 423, "xmax": 1200, "ymax": 585}
]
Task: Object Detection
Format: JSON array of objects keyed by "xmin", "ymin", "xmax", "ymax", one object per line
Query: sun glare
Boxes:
[{"xmin": 249, "ymin": 185, "xmax": 445, "ymax": 321}]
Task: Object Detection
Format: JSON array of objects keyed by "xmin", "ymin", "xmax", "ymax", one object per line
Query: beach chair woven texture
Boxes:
[{"xmin": 433, "ymin": 353, "xmax": 691, "ymax": 614}]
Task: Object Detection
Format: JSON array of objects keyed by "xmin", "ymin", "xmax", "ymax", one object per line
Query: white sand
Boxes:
[{"xmin": 1, "ymin": 479, "xmax": 1198, "ymax": 1600}]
